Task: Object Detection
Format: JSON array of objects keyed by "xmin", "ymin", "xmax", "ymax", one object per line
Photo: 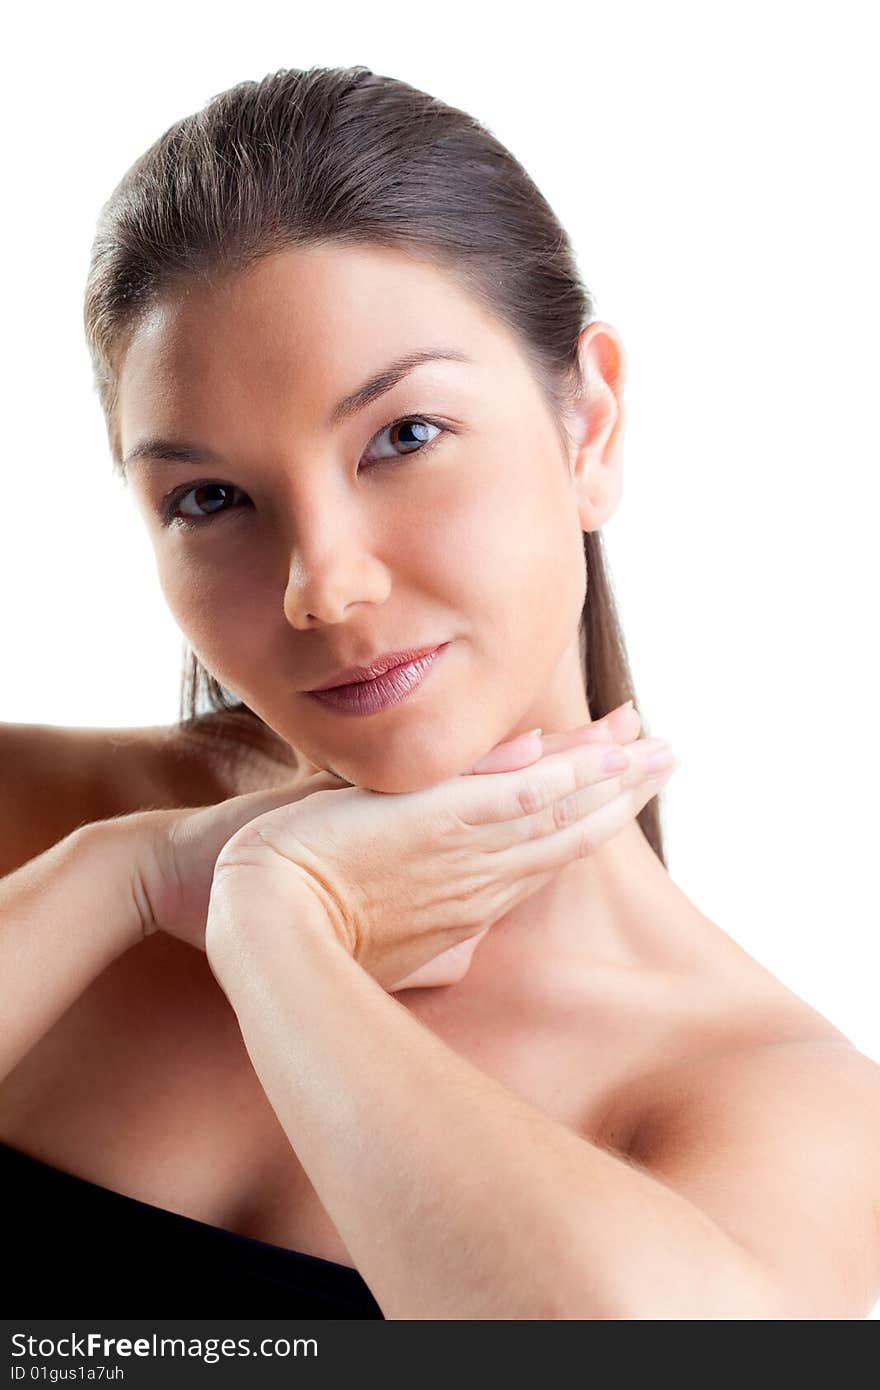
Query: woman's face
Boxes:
[{"xmin": 118, "ymin": 243, "xmax": 624, "ymax": 792}]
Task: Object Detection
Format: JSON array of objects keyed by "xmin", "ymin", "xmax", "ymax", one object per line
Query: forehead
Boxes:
[{"xmin": 117, "ymin": 243, "xmax": 530, "ymax": 448}]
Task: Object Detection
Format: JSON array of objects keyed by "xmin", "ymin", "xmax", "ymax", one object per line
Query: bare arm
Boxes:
[
  {"xmin": 207, "ymin": 899, "xmax": 790, "ymax": 1321},
  {"xmin": 0, "ymin": 716, "xmax": 315, "ymax": 1084},
  {"xmin": 0, "ymin": 758, "xmax": 348, "ymax": 1086},
  {"xmin": 0, "ymin": 819, "xmax": 142, "ymax": 1083}
]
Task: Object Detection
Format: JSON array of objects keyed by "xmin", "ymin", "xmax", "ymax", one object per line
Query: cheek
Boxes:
[
  {"xmin": 157, "ymin": 552, "xmax": 264, "ymax": 684},
  {"xmin": 434, "ymin": 458, "xmax": 583, "ymax": 627},
  {"xmin": 152, "ymin": 444, "xmax": 584, "ymax": 690}
]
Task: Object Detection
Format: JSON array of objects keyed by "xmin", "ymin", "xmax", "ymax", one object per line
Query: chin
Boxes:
[{"xmin": 336, "ymin": 740, "xmax": 472, "ymax": 796}]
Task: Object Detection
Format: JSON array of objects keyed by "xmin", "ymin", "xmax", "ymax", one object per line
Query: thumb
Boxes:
[{"xmin": 468, "ymin": 728, "xmax": 544, "ymax": 775}]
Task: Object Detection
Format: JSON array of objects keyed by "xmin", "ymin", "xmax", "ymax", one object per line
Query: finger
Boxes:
[
  {"xmin": 458, "ymin": 735, "xmax": 670, "ymax": 828},
  {"xmin": 541, "ymin": 703, "xmax": 642, "ymax": 756},
  {"xmin": 498, "ymin": 759, "xmax": 679, "ymax": 882},
  {"xmin": 468, "ymin": 728, "xmax": 545, "ymax": 775},
  {"xmin": 468, "ymin": 703, "xmax": 642, "ymax": 776},
  {"xmin": 477, "ymin": 737, "xmax": 674, "ymax": 851}
]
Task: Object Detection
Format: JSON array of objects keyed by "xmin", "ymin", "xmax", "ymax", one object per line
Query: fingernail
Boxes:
[
  {"xmin": 643, "ymin": 743, "xmax": 676, "ymax": 773},
  {"xmin": 523, "ymin": 727, "xmax": 543, "ymax": 739},
  {"xmin": 601, "ymin": 746, "xmax": 631, "ymax": 773},
  {"xmin": 606, "ymin": 700, "xmax": 633, "ymax": 718}
]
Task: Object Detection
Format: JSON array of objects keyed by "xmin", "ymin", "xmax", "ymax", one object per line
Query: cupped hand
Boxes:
[
  {"xmin": 205, "ymin": 704, "xmax": 678, "ymax": 992},
  {"xmin": 392, "ymin": 702, "xmax": 647, "ymax": 988},
  {"xmin": 133, "ymin": 702, "xmax": 641, "ymax": 957},
  {"xmin": 132, "ymin": 768, "xmax": 351, "ymax": 952}
]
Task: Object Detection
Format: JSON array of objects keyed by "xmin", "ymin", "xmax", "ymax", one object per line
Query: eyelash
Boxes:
[{"xmin": 158, "ymin": 415, "xmax": 451, "ymax": 530}]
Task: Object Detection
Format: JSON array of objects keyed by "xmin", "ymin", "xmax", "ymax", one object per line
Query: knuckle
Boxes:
[
  {"xmin": 551, "ymin": 791, "xmax": 581, "ymax": 832},
  {"xmin": 516, "ymin": 777, "xmax": 549, "ymax": 817}
]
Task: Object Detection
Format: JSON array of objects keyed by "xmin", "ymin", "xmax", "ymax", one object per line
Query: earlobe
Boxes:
[{"xmin": 575, "ymin": 479, "xmax": 617, "ymax": 534}]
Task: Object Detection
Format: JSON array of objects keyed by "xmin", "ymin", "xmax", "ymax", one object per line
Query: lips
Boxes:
[
  {"xmin": 305, "ymin": 643, "xmax": 450, "ymax": 716},
  {"xmin": 308, "ymin": 644, "xmax": 448, "ymax": 692}
]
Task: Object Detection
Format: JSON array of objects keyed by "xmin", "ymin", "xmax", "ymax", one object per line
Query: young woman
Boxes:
[{"xmin": 2, "ymin": 64, "xmax": 878, "ymax": 1320}]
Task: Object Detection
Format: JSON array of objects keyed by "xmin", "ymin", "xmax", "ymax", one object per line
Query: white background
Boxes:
[{"xmin": 2, "ymin": 0, "xmax": 878, "ymax": 1309}]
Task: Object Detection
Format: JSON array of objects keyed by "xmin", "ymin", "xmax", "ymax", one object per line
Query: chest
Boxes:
[{"xmin": 0, "ymin": 935, "xmax": 759, "ymax": 1269}]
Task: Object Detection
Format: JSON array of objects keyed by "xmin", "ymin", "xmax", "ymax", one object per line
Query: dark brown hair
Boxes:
[{"xmin": 83, "ymin": 64, "xmax": 666, "ymax": 864}]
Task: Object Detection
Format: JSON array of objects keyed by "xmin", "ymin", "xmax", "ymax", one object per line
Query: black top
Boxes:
[{"xmin": 1, "ymin": 1139, "xmax": 384, "ymax": 1318}]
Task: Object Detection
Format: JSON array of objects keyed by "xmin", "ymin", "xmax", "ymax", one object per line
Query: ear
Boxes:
[{"xmin": 562, "ymin": 322, "xmax": 627, "ymax": 532}]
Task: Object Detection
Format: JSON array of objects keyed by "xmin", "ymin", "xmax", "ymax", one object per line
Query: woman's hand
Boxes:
[
  {"xmin": 391, "ymin": 702, "xmax": 646, "ymax": 988},
  {"xmin": 205, "ymin": 705, "xmax": 678, "ymax": 992},
  {"xmin": 131, "ymin": 702, "xmax": 642, "ymax": 961},
  {"xmin": 131, "ymin": 769, "xmax": 351, "ymax": 953}
]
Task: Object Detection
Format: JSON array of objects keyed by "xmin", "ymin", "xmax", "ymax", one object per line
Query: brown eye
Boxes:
[
  {"xmin": 161, "ymin": 481, "xmax": 248, "ymax": 528},
  {"xmin": 361, "ymin": 416, "xmax": 445, "ymax": 467},
  {"xmin": 158, "ymin": 415, "xmax": 451, "ymax": 528}
]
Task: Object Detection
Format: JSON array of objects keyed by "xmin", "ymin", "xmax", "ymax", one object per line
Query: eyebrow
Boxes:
[{"xmin": 120, "ymin": 347, "xmax": 472, "ymax": 476}]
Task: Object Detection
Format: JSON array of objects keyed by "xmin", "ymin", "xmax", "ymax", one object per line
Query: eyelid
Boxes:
[
  {"xmin": 158, "ymin": 412, "xmax": 454, "ymax": 528},
  {"xmin": 159, "ymin": 479, "xmax": 247, "ymax": 529}
]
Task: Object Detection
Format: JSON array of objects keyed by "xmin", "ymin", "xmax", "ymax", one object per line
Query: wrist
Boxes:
[
  {"xmin": 205, "ymin": 859, "xmax": 341, "ymax": 978},
  {"xmin": 73, "ymin": 813, "xmax": 169, "ymax": 955}
]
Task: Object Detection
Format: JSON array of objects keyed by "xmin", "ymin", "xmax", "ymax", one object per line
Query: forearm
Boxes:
[
  {"xmin": 208, "ymin": 901, "xmax": 779, "ymax": 1321},
  {"xmin": 0, "ymin": 819, "xmax": 142, "ymax": 1081}
]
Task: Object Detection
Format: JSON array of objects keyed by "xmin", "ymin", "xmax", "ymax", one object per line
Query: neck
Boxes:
[{"xmin": 401, "ymin": 814, "xmax": 720, "ymax": 1025}]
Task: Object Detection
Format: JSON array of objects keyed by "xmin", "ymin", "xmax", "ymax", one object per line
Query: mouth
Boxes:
[
  {"xmin": 305, "ymin": 643, "xmax": 451, "ymax": 717},
  {"xmin": 308, "ymin": 643, "xmax": 449, "ymax": 691}
]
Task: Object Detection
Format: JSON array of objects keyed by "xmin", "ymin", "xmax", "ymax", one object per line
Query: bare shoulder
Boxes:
[
  {"xmin": 0, "ymin": 711, "xmax": 297, "ymax": 876},
  {"xmin": 625, "ymin": 1033, "xmax": 880, "ymax": 1150},
  {"xmin": 161, "ymin": 709, "xmax": 300, "ymax": 797},
  {"xmin": 607, "ymin": 962, "xmax": 877, "ymax": 1156},
  {"xmin": 0, "ymin": 718, "xmax": 162, "ymax": 873},
  {"xmin": 617, "ymin": 1033, "xmax": 880, "ymax": 1317}
]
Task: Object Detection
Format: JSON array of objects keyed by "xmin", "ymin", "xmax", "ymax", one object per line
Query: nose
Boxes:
[{"xmin": 281, "ymin": 518, "xmax": 392, "ymax": 629}]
